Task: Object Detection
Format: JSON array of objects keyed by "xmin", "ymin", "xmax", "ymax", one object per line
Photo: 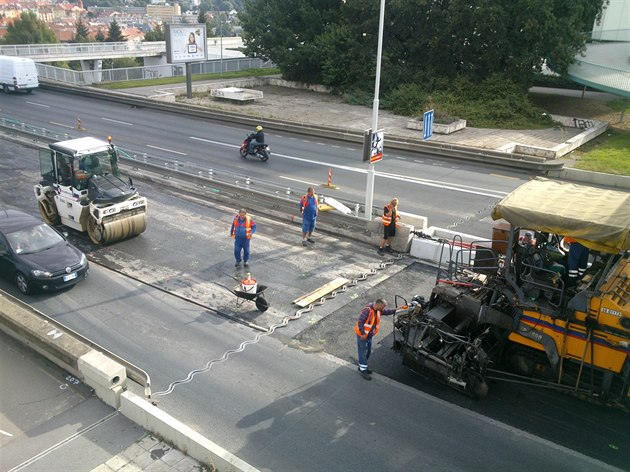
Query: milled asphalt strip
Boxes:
[{"xmin": 7, "ymin": 411, "xmax": 119, "ymax": 472}]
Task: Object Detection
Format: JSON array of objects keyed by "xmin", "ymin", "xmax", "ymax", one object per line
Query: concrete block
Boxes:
[
  {"xmin": 79, "ymin": 351, "xmax": 127, "ymax": 408},
  {"xmin": 120, "ymin": 391, "xmax": 259, "ymax": 472}
]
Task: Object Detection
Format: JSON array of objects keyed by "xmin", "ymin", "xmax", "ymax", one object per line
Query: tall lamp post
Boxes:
[
  {"xmin": 219, "ymin": 12, "xmax": 224, "ymax": 76},
  {"xmin": 364, "ymin": 0, "xmax": 386, "ymax": 220}
]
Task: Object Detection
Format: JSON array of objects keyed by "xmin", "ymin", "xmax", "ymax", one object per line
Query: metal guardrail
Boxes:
[
  {"xmin": 1, "ymin": 289, "xmax": 152, "ymax": 398},
  {"xmin": 0, "ymin": 118, "xmax": 371, "ymax": 219}
]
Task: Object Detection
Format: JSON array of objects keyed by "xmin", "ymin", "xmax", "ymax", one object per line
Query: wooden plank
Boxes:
[{"xmin": 292, "ymin": 277, "xmax": 349, "ymax": 307}]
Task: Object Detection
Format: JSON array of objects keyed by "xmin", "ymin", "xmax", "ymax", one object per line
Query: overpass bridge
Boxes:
[{"xmin": 0, "ymin": 37, "xmax": 244, "ymax": 62}]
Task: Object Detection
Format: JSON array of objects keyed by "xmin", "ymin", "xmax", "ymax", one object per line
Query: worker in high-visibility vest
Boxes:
[
  {"xmin": 300, "ymin": 187, "xmax": 319, "ymax": 246},
  {"xmin": 230, "ymin": 209, "xmax": 256, "ymax": 268},
  {"xmin": 354, "ymin": 298, "xmax": 397, "ymax": 380},
  {"xmin": 378, "ymin": 198, "xmax": 400, "ymax": 255}
]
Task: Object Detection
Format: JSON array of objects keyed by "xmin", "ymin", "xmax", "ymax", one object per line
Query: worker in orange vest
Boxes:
[
  {"xmin": 300, "ymin": 187, "xmax": 319, "ymax": 246},
  {"xmin": 230, "ymin": 209, "xmax": 256, "ymax": 268},
  {"xmin": 378, "ymin": 198, "xmax": 400, "ymax": 255},
  {"xmin": 354, "ymin": 298, "xmax": 397, "ymax": 380}
]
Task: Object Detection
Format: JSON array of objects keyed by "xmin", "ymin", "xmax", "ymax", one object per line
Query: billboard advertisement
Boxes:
[{"xmin": 166, "ymin": 24, "xmax": 208, "ymax": 64}]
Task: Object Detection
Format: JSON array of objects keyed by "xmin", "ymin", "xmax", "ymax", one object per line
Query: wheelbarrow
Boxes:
[{"xmin": 229, "ymin": 284, "xmax": 270, "ymax": 312}]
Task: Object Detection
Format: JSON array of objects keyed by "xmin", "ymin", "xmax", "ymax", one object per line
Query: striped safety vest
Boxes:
[
  {"xmin": 354, "ymin": 305, "xmax": 381, "ymax": 337},
  {"xmin": 381, "ymin": 204, "xmax": 399, "ymax": 227},
  {"xmin": 232, "ymin": 215, "xmax": 253, "ymax": 239}
]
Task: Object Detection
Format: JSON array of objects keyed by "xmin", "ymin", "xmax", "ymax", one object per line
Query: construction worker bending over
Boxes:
[{"xmin": 355, "ymin": 298, "xmax": 397, "ymax": 380}]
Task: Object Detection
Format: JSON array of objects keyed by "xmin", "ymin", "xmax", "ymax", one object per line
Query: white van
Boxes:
[{"xmin": 0, "ymin": 56, "xmax": 39, "ymax": 93}]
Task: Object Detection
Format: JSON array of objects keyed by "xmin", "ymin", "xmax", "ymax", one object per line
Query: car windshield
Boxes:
[{"xmin": 7, "ymin": 224, "xmax": 64, "ymax": 254}]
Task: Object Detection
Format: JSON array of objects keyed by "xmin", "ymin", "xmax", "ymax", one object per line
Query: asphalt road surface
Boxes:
[{"xmin": 0, "ymin": 138, "xmax": 627, "ymax": 472}]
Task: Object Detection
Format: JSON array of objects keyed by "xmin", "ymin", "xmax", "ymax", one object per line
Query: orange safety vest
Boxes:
[
  {"xmin": 381, "ymin": 204, "xmax": 399, "ymax": 227},
  {"xmin": 232, "ymin": 215, "xmax": 253, "ymax": 239},
  {"xmin": 354, "ymin": 305, "xmax": 381, "ymax": 337},
  {"xmin": 300, "ymin": 193, "xmax": 318, "ymax": 214}
]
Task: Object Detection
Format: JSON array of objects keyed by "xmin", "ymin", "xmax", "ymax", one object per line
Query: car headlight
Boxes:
[
  {"xmin": 31, "ymin": 269, "xmax": 52, "ymax": 278},
  {"xmin": 80, "ymin": 253, "xmax": 87, "ymax": 266}
]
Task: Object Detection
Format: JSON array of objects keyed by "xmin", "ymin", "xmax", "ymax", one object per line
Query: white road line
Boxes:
[
  {"xmin": 147, "ymin": 144, "xmax": 187, "ymax": 155},
  {"xmin": 50, "ymin": 122, "xmax": 74, "ymax": 129},
  {"xmin": 26, "ymin": 101, "xmax": 50, "ymax": 108},
  {"xmin": 190, "ymin": 136, "xmax": 233, "ymax": 147},
  {"xmin": 279, "ymin": 176, "xmax": 319, "ymax": 186},
  {"xmin": 187, "ymin": 135, "xmax": 513, "ymax": 198},
  {"xmin": 102, "ymin": 117, "xmax": 133, "ymax": 126}
]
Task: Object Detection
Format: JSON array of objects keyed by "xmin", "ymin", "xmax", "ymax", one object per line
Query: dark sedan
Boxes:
[{"xmin": 0, "ymin": 209, "xmax": 89, "ymax": 294}]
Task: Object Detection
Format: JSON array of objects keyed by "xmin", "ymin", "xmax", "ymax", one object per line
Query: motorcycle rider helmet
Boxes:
[{"xmin": 256, "ymin": 125, "xmax": 263, "ymax": 131}]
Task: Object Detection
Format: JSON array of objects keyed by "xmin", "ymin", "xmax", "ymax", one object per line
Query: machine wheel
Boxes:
[
  {"xmin": 260, "ymin": 150, "xmax": 270, "ymax": 162},
  {"xmin": 15, "ymin": 272, "xmax": 31, "ymax": 295},
  {"xmin": 38, "ymin": 201, "xmax": 60, "ymax": 225},
  {"xmin": 255, "ymin": 296, "xmax": 270, "ymax": 312},
  {"xmin": 87, "ymin": 216, "xmax": 106, "ymax": 245},
  {"xmin": 239, "ymin": 147, "xmax": 248, "ymax": 158},
  {"xmin": 3, "ymin": 84, "xmax": 9, "ymax": 94}
]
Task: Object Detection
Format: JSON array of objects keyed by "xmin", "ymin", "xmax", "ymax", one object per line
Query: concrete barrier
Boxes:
[{"xmin": 0, "ymin": 290, "xmax": 259, "ymax": 472}]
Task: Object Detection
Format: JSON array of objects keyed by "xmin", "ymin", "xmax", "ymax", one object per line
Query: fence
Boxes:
[{"xmin": 36, "ymin": 57, "xmax": 275, "ymax": 86}]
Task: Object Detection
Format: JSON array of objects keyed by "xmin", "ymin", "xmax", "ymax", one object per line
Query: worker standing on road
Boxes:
[
  {"xmin": 230, "ymin": 209, "xmax": 256, "ymax": 268},
  {"xmin": 300, "ymin": 187, "xmax": 319, "ymax": 246},
  {"xmin": 378, "ymin": 198, "xmax": 400, "ymax": 255},
  {"xmin": 354, "ymin": 298, "xmax": 397, "ymax": 380}
]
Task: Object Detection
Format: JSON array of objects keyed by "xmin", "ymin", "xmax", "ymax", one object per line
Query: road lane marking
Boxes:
[
  {"xmin": 147, "ymin": 144, "xmax": 187, "ymax": 155},
  {"xmin": 102, "ymin": 117, "xmax": 133, "ymax": 126},
  {"xmin": 50, "ymin": 122, "xmax": 74, "ymax": 129},
  {"xmin": 279, "ymin": 176, "xmax": 319, "ymax": 186},
  {"xmin": 187, "ymin": 135, "xmax": 514, "ymax": 198},
  {"xmin": 26, "ymin": 101, "xmax": 50, "ymax": 107},
  {"xmin": 490, "ymin": 173, "xmax": 520, "ymax": 180}
]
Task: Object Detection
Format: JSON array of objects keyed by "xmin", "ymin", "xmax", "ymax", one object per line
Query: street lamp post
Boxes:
[
  {"xmin": 364, "ymin": 0, "xmax": 386, "ymax": 220},
  {"xmin": 219, "ymin": 13, "xmax": 223, "ymax": 76}
]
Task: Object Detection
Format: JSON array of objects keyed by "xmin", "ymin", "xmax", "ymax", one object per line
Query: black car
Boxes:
[{"xmin": 0, "ymin": 209, "xmax": 89, "ymax": 294}]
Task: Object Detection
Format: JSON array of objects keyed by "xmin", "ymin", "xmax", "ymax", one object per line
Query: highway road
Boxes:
[
  {"xmin": 0, "ymin": 136, "xmax": 628, "ymax": 471},
  {"xmin": 0, "ymin": 88, "xmax": 535, "ymax": 238}
]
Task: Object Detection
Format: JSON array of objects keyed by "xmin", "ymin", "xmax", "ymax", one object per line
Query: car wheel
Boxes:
[
  {"xmin": 3, "ymin": 84, "xmax": 9, "ymax": 94},
  {"xmin": 15, "ymin": 272, "xmax": 31, "ymax": 295}
]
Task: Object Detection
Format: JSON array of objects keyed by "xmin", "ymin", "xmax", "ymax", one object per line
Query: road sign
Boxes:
[
  {"xmin": 423, "ymin": 109, "xmax": 434, "ymax": 141},
  {"xmin": 370, "ymin": 129, "xmax": 384, "ymax": 163}
]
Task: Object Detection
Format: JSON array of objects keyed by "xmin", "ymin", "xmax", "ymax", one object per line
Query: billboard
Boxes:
[{"xmin": 166, "ymin": 24, "xmax": 208, "ymax": 64}]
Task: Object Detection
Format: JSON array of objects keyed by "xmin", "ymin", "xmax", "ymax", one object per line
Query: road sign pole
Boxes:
[{"xmin": 365, "ymin": 0, "xmax": 386, "ymax": 221}]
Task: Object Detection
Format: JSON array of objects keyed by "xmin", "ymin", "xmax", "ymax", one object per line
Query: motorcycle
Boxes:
[{"xmin": 239, "ymin": 135, "xmax": 270, "ymax": 162}]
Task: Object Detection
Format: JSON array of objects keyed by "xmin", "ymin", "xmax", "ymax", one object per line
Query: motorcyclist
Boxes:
[{"xmin": 247, "ymin": 125, "xmax": 265, "ymax": 154}]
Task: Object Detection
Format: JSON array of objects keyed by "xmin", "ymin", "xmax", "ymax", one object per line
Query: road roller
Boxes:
[{"xmin": 34, "ymin": 136, "xmax": 147, "ymax": 245}]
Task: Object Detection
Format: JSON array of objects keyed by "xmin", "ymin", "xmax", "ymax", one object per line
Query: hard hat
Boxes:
[{"xmin": 256, "ymin": 125, "xmax": 263, "ymax": 131}]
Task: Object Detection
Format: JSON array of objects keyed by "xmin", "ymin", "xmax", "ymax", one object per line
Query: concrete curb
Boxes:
[{"xmin": 0, "ymin": 291, "xmax": 259, "ymax": 472}]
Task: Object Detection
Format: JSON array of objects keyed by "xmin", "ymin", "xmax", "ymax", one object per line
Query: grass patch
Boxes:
[
  {"xmin": 572, "ymin": 128, "xmax": 630, "ymax": 175},
  {"xmin": 96, "ymin": 68, "xmax": 280, "ymax": 90}
]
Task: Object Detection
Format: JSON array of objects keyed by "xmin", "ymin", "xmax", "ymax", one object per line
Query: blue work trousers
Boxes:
[
  {"xmin": 234, "ymin": 237, "xmax": 251, "ymax": 263},
  {"xmin": 357, "ymin": 335, "xmax": 373, "ymax": 372}
]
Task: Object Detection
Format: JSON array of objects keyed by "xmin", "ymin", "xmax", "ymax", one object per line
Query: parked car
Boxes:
[
  {"xmin": 0, "ymin": 209, "xmax": 89, "ymax": 294},
  {"xmin": 0, "ymin": 56, "xmax": 39, "ymax": 94}
]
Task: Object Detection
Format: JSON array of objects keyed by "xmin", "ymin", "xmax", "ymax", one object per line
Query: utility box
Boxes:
[{"xmin": 492, "ymin": 222, "xmax": 511, "ymax": 255}]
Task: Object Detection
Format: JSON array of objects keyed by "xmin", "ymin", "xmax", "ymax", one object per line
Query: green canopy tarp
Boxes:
[{"xmin": 491, "ymin": 178, "xmax": 630, "ymax": 254}]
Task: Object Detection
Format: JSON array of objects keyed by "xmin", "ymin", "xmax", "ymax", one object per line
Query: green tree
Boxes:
[
  {"xmin": 144, "ymin": 24, "xmax": 165, "ymax": 42},
  {"xmin": 95, "ymin": 29, "xmax": 106, "ymax": 42},
  {"xmin": 4, "ymin": 11, "xmax": 58, "ymax": 44},
  {"xmin": 106, "ymin": 18, "xmax": 125, "ymax": 42},
  {"xmin": 72, "ymin": 17, "xmax": 92, "ymax": 43},
  {"xmin": 240, "ymin": 0, "xmax": 603, "ymax": 91}
]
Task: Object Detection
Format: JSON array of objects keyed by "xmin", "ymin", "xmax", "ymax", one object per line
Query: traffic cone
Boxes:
[{"xmin": 76, "ymin": 115, "xmax": 85, "ymax": 131}]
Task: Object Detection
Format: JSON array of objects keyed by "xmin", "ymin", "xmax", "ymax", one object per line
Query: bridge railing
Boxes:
[{"xmin": 36, "ymin": 57, "xmax": 275, "ymax": 86}]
